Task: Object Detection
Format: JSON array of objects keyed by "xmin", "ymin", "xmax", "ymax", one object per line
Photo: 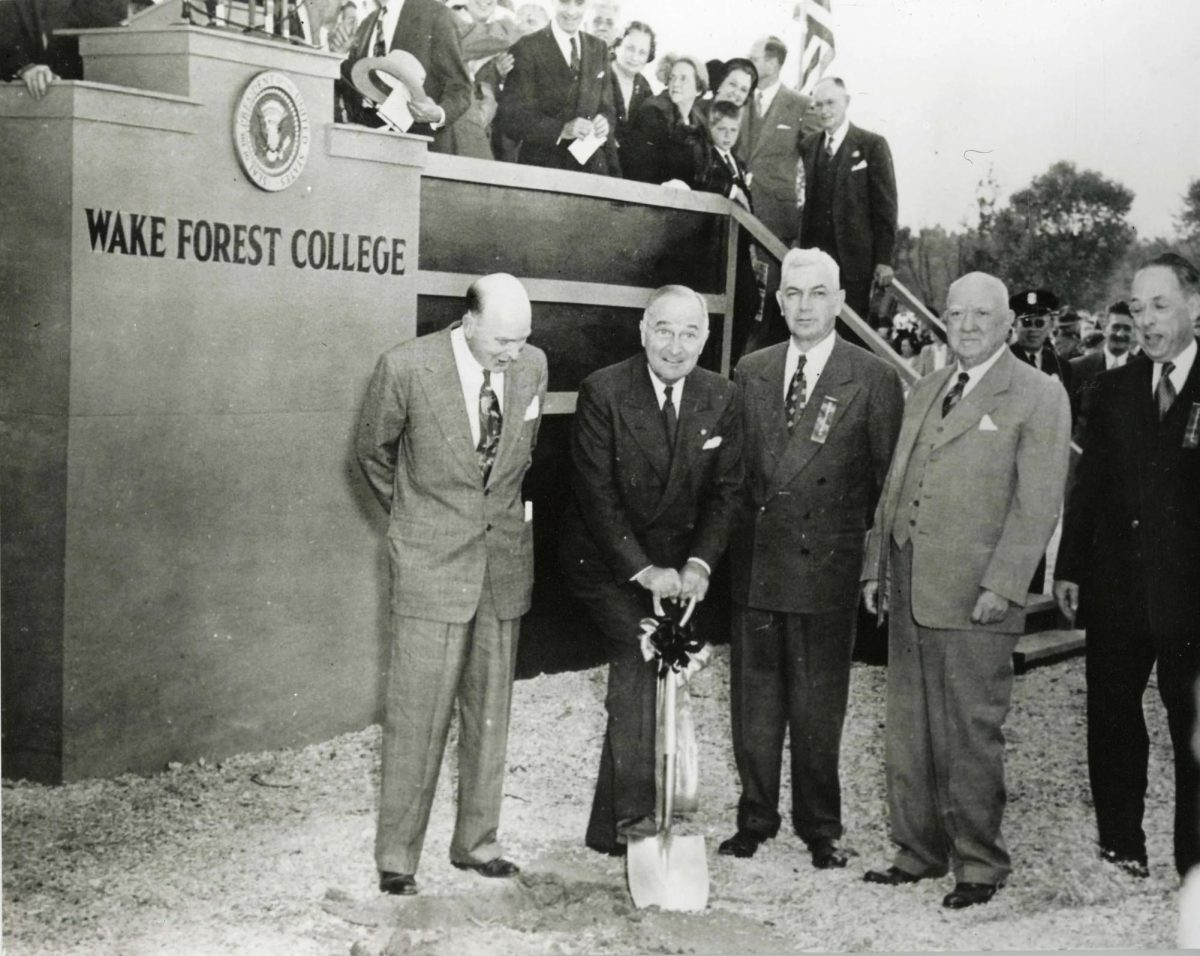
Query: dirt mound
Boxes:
[{"xmin": 327, "ymin": 856, "xmax": 795, "ymax": 955}]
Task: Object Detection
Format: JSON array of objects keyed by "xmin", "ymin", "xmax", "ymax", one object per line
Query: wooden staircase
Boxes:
[{"xmin": 1014, "ymin": 594, "xmax": 1085, "ymax": 673}]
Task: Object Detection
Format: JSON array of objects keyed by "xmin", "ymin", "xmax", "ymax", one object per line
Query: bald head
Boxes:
[
  {"xmin": 944, "ymin": 272, "xmax": 1014, "ymax": 368},
  {"xmin": 463, "ymin": 273, "xmax": 533, "ymax": 371}
]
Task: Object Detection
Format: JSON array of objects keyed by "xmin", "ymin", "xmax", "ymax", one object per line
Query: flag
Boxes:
[{"xmin": 795, "ymin": 0, "xmax": 835, "ymax": 95}]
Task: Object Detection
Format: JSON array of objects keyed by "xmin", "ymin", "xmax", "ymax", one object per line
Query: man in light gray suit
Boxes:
[
  {"xmin": 357, "ymin": 273, "xmax": 548, "ymax": 896},
  {"xmin": 860, "ymin": 272, "xmax": 1071, "ymax": 909}
]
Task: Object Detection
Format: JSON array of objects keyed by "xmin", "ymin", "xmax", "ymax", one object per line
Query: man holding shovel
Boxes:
[{"xmin": 559, "ymin": 285, "xmax": 744, "ymax": 858}]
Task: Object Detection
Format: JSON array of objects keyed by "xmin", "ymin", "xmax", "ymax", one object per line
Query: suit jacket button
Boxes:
[
  {"xmin": 1131, "ymin": 519, "xmax": 1139, "ymax": 529},
  {"xmin": 486, "ymin": 523, "xmax": 493, "ymax": 532}
]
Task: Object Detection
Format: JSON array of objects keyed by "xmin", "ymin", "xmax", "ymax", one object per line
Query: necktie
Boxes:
[
  {"xmin": 662, "ymin": 384, "xmax": 678, "ymax": 448},
  {"xmin": 755, "ymin": 90, "xmax": 764, "ymax": 117},
  {"xmin": 942, "ymin": 371, "xmax": 970, "ymax": 418},
  {"xmin": 569, "ymin": 35, "xmax": 580, "ymax": 76},
  {"xmin": 1156, "ymin": 362, "xmax": 1177, "ymax": 420},
  {"xmin": 785, "ymin": 355, "xmax": 807, "ymax": 432},
  {"xmin": 824, "ymin": 135, "xmax": 834, "ymax": 159},
  {"xmin": 1023, "ymin": 349, "xmax": 1039, "ymax": 369},
  {"xmin": 477, "ymin": 370, "xmax": 502, "ymax": 482},
  {"xmin": 372, "ymin": 6, "xmax": 387, "ymax": 57}
]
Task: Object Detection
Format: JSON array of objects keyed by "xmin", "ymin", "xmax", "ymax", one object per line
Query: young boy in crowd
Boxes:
[{"xmin": 697, "ymin": 99, "xmax": 752, "ymax": 210}]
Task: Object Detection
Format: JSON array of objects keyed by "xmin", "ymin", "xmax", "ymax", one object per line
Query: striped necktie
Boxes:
[
  {"xmin": 372, "ymin": 6, "xmax": 387, "ymax": 57},
  {"xmin": 942, "ymin": 371, "xmax": 969, "ymax": 418}
]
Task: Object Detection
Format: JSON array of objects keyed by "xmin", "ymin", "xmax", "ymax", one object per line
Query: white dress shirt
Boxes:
[
  {"xmin": 549, "ymin": 18, "xmax": 581, "ymax": 69},
  {"xmin": 755, "ymin": 80, "xmax": 781, "ymax": 117},
  {"xmin": 1151, "ymin": 338, "xmax": 1196, "ymax": 398},
  {"xmin": 946, "ymin": 342, "xmax": 1008, "ymax": 401},
  {"xmin": 632, "ymin": 365, "xmax": 709, "ymax": 579},
  {"xmin": 824, "ymin": 117, "xmax": 850, "ymax": 156},
  {"xmin": 450, "ymin": 325, "xmax": 505, "ymax": 448},
  {"xmin": 783, "ymin": 329, "xmax": 837, "ymax": 405},
  {"xmin": 376, "ymin": 0, "xmax": 404, "ymax": 53},
  {"xmin": 1103, "ymin": 347, "xmax": 1130, "ymax": 371}
]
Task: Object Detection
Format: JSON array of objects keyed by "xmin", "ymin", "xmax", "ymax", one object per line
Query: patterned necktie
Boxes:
[
  {"xmin": 662, "ymin": 384, "xmax": 678, "ymax": 449},
  {"xmin": 824, "ymin": 135, "xmax": 834, "ymax": 159},
  {"xmin": 372, "ymin": 6, "xmax": 387, "ymax": 57},
  {"xmin": 942, "ymin": 371, "xmax": 970, "ymax": 418},
  {"xmin": 1156, "ymin": 361, "xmax": 1177, "ymax": 420},
  {"xmin": 477, "ymin": 369, "xmax": 502, "ymax": 482},
  {"xmin": 569, "ymin": 35, "xmax": 580, "ymax": 76},
  {"xmin": 785, "ymin": 355, "xmax": 808, "ymax": 432}
]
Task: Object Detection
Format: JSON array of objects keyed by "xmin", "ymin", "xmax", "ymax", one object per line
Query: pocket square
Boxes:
[
  {"xmin": 702, "ymin": 436, "xmax": 723, "ymax": 450},
  {"xmin": 524, "ymin": 395, "xmax": 540, "ymax": 421},
  {"xmin": 776, "ymin": 123, "xmax": 793, "ymax": 130},
  {"xmin": 851, "ymin": 160, "xmax": 868, "ymax": 172},
  {"xmin": 979, "ymin": 413, "xmax": 999, "ymax": 432}
]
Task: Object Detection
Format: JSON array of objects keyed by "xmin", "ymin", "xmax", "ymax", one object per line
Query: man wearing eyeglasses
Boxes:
[{"xmin": 1009, "ymin": 289, "xmax": 1075, "ymax": 400}]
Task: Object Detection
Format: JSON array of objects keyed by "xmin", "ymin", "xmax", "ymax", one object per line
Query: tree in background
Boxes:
[
  {"xmin": 986, "ymin": 161, "xmax": 1134, "ymax": 307},
  {"xmin": 1103, "ymin": 178, "xmax": 1200, "ymax": 306}
]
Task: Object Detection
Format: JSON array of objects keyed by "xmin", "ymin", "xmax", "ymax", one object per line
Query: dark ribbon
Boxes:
[{"xmin": 637, "ymin": 601, "xmax": 703, "ymax": 679}]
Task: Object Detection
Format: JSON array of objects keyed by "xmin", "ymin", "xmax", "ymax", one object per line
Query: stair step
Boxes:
[
  {"xmin": 1023, "ymin": 592, "xmax": 1060, "ymax": 633},
  {"xmin": 1014, "ymin": 629, "xmax": 1085, "ymax": 672}
]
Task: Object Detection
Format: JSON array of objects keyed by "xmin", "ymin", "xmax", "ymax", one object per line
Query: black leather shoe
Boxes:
[
  {"xmin": 451, "ymin": 857, "xmax": 520, "ymax": 878},
  {"xmin": 863, "ymin": 865, "xmax": 923, "ymax": 885},
  {"xmin": 1100, "ymin": 848, "xmax": 1149, "ymax": 878},
  {"xmin": 942, "ymin": 882, "xmax": 1000, "ymax": 909},
  {"xmin": 718, "ymin": 830, "xmax": 766, "ymax": 858},
  {"xmin": 378, "ymin": 871, "xmax": 418, "ymax": 895},
  {"xmin": 811, "ymin": 840, "xmax": 856, "ymax": 869}
]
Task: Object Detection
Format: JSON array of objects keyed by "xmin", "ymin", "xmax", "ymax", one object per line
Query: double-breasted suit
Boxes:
[
  {"xmin": 863, "ymin": 348, "xmax": 1071, "ymax": 884},
  {"xmin": 496, "ymin": 25, "xmax": 620, "ymax": 175},
  {"xmin": 728, "ymin": 335, "xmax": 903, "ymax": 847},
  {"xmin": 559, "ymin": 356, "xmax": 743, "ymax": 853},
  {"xmin": 800, "ymin": 123, "xmax": 898, "ymax": 320},
  {"xmin": 338, "ymin": 0, "xmax": 473, "ymax": 151},
  {"xmin": 357, "ymin": 325, "xmax": 547, "ymax": 875},
  {"xmin": 1056, "ymin": 347, "xmax": 1200, "ymax": 876}
]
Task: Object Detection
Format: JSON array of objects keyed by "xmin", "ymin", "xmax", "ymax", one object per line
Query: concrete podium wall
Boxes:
[{"xmin": 1, "ymin": 27, "xmax": 433, "ymax": 782}]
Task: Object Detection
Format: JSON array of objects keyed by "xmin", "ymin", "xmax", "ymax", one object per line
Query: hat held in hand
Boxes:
[{"xmin": 350, "ymin": 49, "xmax": 436, "ymax": 110}]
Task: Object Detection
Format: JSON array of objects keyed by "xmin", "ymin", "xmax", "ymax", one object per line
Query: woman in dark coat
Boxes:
[
  {"xmin": 608, "ymin": 21, "xmax": 655, "ymax": 157},
  {"xmin": 622, "ymin": 52, "xmax": 709, "ymax": 187}
]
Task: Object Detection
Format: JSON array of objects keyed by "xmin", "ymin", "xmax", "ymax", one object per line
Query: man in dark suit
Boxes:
[
  {"xmin": 338, "ymin": 0, "xmax": 473, "ymax": 151},
  {"xmin": 356, "ymin": 274, "xmax": 548, "ymax": 895},
  {"xmin": 861, "ymin": 271, "xmax": 1071, "ymax": 909},
  {"xmin": 1, "ymin": 0, "xmax": 127, "ymax": 98},
  {"xmin": 1070, "ymin": 300, "xmax": 1136, "ymax": 444},
  {"xmin": 719, "ymin": 248, "xmax": 903, "ymax": 867},
  {"xmin": 496, "ymin": 0, "xmax": 620, "ymax": 175},
  {"xmin": 559, "ymin": 285, "xmax": 743, "ymax": 856},
  {"xmin": 1054, "ymin": 252, "xmax": 1200, "ymax": 881},
  {"xmin": 800, "ymin": 77, "xmax": 898, "ymax": 324}
]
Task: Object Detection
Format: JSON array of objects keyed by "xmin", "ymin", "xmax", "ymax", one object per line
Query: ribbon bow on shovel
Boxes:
[
  {"xmin": 628, "ymin": 595, "xmax": 710, "ymax": 913},
  {"xmin": 637, "ymin": 596, "xmax": 704, "ymax": 679}
]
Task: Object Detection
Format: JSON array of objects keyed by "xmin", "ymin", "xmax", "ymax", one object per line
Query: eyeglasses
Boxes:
[{"xmin": 1018, "ymin": 316, "xmax": 1048, "ymax": 329}]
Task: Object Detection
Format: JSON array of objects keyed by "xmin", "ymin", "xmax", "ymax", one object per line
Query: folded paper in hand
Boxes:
[
  {"xmin": 568, "ymin": 131, "xmax": 606, "ymax": 165},
  {"xmin": 524, "ymin": 395, "xmax": 540, "ymax": 420},
  {"xmin": 378, "ymin": 86, "xmax": 414, "ymax": 132}
]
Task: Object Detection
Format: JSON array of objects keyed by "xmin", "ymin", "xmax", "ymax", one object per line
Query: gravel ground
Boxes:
[{"xmin": 2, "ymin": 649, "xmax": 1185, "ymax": 955}]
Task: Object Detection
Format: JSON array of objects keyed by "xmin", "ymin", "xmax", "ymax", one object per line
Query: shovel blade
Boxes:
[{"xmin": 627, "ymin": 833, "xmax": 709, "ymax": 912}]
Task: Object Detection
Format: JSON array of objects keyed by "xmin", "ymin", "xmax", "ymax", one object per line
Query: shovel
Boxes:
[{"xmin": 628, "ymin": 597, "xmax": 709, "ymax": 912}]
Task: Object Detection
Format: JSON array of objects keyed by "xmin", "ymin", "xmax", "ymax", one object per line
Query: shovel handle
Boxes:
[{"xmin": 660, "ymin": 669, "xmax": 677, "ymax": 835}]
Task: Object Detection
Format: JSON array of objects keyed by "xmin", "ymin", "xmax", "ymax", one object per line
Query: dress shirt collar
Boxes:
[
  {"xmin": 1151, "ymin": 337, "xmax": 1197, "ymax": 395},
  {"xmin": 783, "ymin": 330, "xmax": 836, "ymax": 401},
  {"xmin": 377, "ymin": 0, "xmax": 404, "ymax": 51},
  {"xmin": 951, "ymin": 342, "xmax": 1007, "ymax": 399},
  {"xmin": 824, "ymin": 117, "xmax": 850, "ymax": 156},
  {"xmin": 450, "ymin": 325, "xmax": 505, "ymax": 444},
  {"xmin": 549, "ymin": 18, "xmax": 580, "ymax": 67},
  {"xmin": 756, "ymin": 79, "xmax": 781, "ymax": 115},
  {"xmin": 1103, "ymin": 347, "xmax": 1129, "ymax": 370},
  {"xmin": 646, "ymin": 364, "xmax": 685, "ymax": 410}
]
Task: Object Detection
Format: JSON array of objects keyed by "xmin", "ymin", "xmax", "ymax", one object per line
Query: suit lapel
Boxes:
[
  {"xmin": 832, "ymin": 123, "xmax": 859, "ymax": 196},
  {"xmin": 933, "ymin": 351, "xmax": 1013, "ymax": 448},
  {"xmin": 766, "ymin": 338, "xmax": 861, "ymax": 495},
  {"xmin": 417, "ymin": 328, "xmax": 480, "ymax": 482},
  {"xmin": 751, "ymin": 344, "xmax": 789, "ymax": 465},
  {"xmin": 486, "ymin": 359, "xmax": 533, "ymax": 489},
  {"xmin": 619, "ymin": 362, "xmax": 672, "ymax": 484},
  {"xmin": 537, "ymin": 26, "xmax": 573, "ymax": 88}
]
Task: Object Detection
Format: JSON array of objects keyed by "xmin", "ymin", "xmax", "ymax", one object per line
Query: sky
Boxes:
[{"xmin": 624, "ymin": 0, "xmax": 1200, "ymax": 240}]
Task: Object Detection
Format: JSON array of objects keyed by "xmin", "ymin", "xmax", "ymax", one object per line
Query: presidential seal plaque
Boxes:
[{"xmin": 234, "ymin": 71, "xmax": 310, "ymax": 192}]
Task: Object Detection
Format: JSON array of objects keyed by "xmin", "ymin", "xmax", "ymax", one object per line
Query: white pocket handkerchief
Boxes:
[
  {"xmin": 979, "ymin": 413, "xmax": 999, "ymax": 432},
  {"xmin": 702, "ymin": 436, "xmax": 723, "ymax": 450},
  {"xmin": 776, "ymin": 123, "xmax": 793, "ymax": 130},
  {"xmin": 524, "ymin": 395, "xmax": 540, "ymax": 421},
  {"xmin": 851, "ymin": 160, "xmax": 868, "ymax": 172}
]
